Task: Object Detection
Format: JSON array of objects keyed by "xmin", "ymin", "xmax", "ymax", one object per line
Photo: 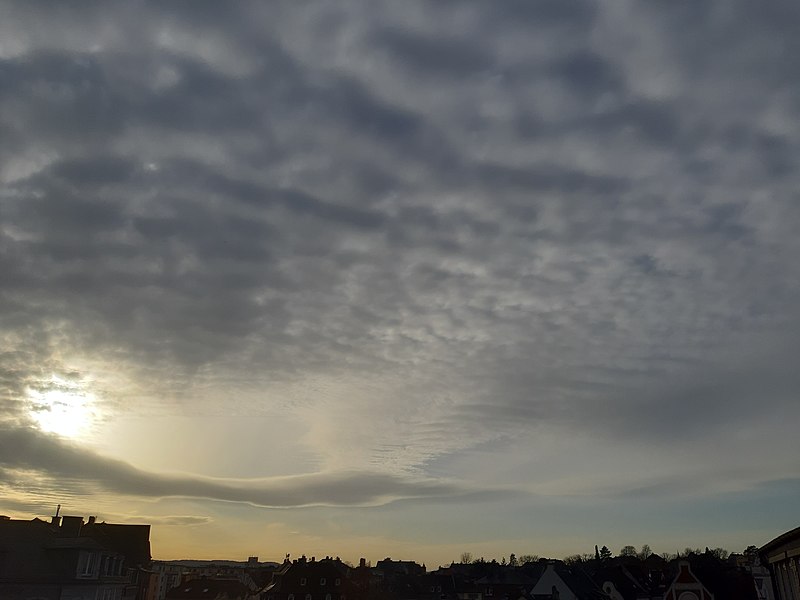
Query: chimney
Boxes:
[
  {"xmin": 60, "ymin": 515, "xmax": 84, "ymax": 536},
  {"xmin": 87, "ymin": 516, "xmax": 96, "ymax": 525},
  {"xmin": 359, "ymin": 558, "xmax": 366, "ymax": 568},
  {"xmin": 51, "ymin": 504, "xmax": 62, "ymax": 526}
]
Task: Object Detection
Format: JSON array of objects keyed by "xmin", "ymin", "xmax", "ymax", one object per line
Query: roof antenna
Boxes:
[{"xmin": 55, "ymin": 504, "xmax": 61, "ymax": 518}]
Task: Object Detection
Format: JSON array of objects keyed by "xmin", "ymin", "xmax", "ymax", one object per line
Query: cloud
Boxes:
[
  {"xmin": 0, "ymin": 0, "xmax": 798, "ymax": 500},
  {"xmin": 0, "ymin": 424, "xmax": 476, "ymax": 507},
  {"xmin": 114, "ymin": 514, "xmax": 213, "ymax": 527}
]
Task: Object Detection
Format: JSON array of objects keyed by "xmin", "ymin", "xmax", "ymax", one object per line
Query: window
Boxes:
[
  {"xmin": 320, "ymin": 578, "xmax": 326, "ymax": 586},
  {"xmin": 300, "ymin": 578, "xmax": 307, "ymax": 586},
  {"xmin": 335, "ymin": 579, "xmax": 340, "ymax": 586},
  {"xmin": 305, "ymin": 594, "xmax": 312, "ymax": 600},
  {"xmin": 288, "ymin": 594, "xmax": 295, "ymax": 600},
  {"xmin": 78, "ymin": 551, "xmax": 97, "ymax": 577}
]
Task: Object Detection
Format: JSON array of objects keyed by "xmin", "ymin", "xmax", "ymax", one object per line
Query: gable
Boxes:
[
  {"xmin": 664, "ymin": 562, "xmax": 714, "ymax": 600},
  {"xmin": 530, "ymin": 566, "xmax": 578, "ymax": 600}
]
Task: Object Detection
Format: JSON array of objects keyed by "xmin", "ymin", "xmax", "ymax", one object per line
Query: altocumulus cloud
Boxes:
[{"xmin": 0, "ymin": 0, "xmax": 799, "ymax": 510}]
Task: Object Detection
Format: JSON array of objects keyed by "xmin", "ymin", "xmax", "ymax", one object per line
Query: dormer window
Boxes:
[
  {"xmin": 300, "ymin": 578, "xmax": 307, "ymax": 586},
  {"xmin": 320, "ymin": 578, "xmax": 326, "ymax": 586},
  {"xmin": 335, "ymin": 579, "xmax": 341, "ymax": 586}
]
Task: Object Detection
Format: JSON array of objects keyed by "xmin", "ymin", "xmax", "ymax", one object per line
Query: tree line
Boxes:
[{"xmin": 458, "ymin": 543, "xmax": 759, "ymax": 566}]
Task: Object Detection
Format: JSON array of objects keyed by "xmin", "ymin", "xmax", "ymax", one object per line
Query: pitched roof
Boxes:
[
  {"xmin": 81, "ymin": 521, "xmax": 152, "ymax": 566},
  {"xmin": 167, "ymin": 577, "xmax": 250, "ymax": 599},
  {"xmin": 760, "ymin": 525, "xmax": 800, "ymax": 557},
  {"xmin": 475, "ymin": 570, "xmax": 536, "ymax": 586}
]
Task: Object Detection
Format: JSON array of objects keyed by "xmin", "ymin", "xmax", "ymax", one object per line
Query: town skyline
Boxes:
[
  {"xmin": 4, "ymin": 512, "xmax": 793, "ymax": 599},
  {"xmin": 0, "ymin": 508, "xmax": 782, "ymax": 570}
]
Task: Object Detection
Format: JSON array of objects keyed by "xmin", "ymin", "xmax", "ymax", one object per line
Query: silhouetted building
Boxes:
[
  {"xmin": 590, "ymin": 553, "xmax": 670, "ymax": 599},
  {"xmin": 166, "ymin": 576, "xmax": 252, "ymax": 600},
  {"xmin": 761, "ymin": 526, "xmax": 800, "ymax": 600},
  {"xmin": 153, "ymin": 562, "xmax": 188, "ymax": 600},
  {"xmin": 374, "ymin": 559, "xmax": 426, "ymax": 578},
  {"xmin": 528, "ymin": 560, "xmax": 606, "ymax": 599},
  {"xmin": 474, "ymin": 569, "xmax": 535, "ymax": 600},
  {"xmin": 0, "ymin": 513, "xmax": 152, "ymax": 600},
  {"xmin": 663, "ymin": 561, "xmax": 714, "ymax": 600},
  {"xmin": 153, "ymin": 559, "xmax": 277, "ymax": 599},
  {"xmin": 260, "ymin": 556, "xmax": 364, "ymax": 600}
]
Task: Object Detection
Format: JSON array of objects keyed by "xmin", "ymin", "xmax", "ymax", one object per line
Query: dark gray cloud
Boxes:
[
  {"xmin": 0, "ymin": 0, "xmax": 798, "ymax": 496},
  {"xmin": 0, "ymin": 424, "xmax": 474, "ymax": 507}
]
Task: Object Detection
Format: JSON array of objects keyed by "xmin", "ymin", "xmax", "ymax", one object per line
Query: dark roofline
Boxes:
[{"xmin": 760, "ymin": 525, "xmax": 800, "ymax": 556}]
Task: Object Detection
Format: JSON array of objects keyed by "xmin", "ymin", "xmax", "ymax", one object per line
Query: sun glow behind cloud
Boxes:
[{"xmin": 27, "ymin": 376, "xmax": 99, "ymax": 439}]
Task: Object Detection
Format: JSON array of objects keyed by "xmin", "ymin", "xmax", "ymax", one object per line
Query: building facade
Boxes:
[
  {"xmin": 0, "ymin": 514, "xmax": 151, "ymax": 600},
  {"xmin": 761, "ymin": 527, "xmax": 800, "ymax": 600}
]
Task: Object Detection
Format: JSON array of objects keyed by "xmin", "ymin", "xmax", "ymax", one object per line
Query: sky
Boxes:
[{"xmin": 0, "ymin": 1, "xmax": 799, "ymax": 567}]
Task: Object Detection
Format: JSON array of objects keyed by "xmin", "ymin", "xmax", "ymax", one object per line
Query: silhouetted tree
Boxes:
[
  {"xmin": 460, "ymin": 552, "xmax": 473, "ymax": 564},
  {"xmin": 639, "ymin": 544, "xmax": 652, "ymax": 560},
  {"xmin": 708, "ymin": 547, "xmax": 729, "ymax": 560},
  {"xmin": 518, "ymin": 554, "xmax": 539, "ymax": 564},
  {"xmin": 619, "ymin": 545, "xmax": 638, "ymax": 558},
  {"xmin": 662, "ymin": 551, "xmax": 678, "ymax": 561},
  {"xmin": 599, "ymin": 546, "xmax": 613, "ymax": 561},
  {"xmin": 508, "ymin": 553, "xmax": 518, "ymax": 567},
  {"xmin": 743, "ymin": 545, "xmax": 759, "ymax": 561},
  {"xmin": 563, "ymin": 554, "xmax": 583, "ymax": 565}
]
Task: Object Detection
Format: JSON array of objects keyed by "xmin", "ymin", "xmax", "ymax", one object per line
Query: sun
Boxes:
[{"xmin": 27, "ymin": 376, "xmax": 98, "ymax": 439}]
